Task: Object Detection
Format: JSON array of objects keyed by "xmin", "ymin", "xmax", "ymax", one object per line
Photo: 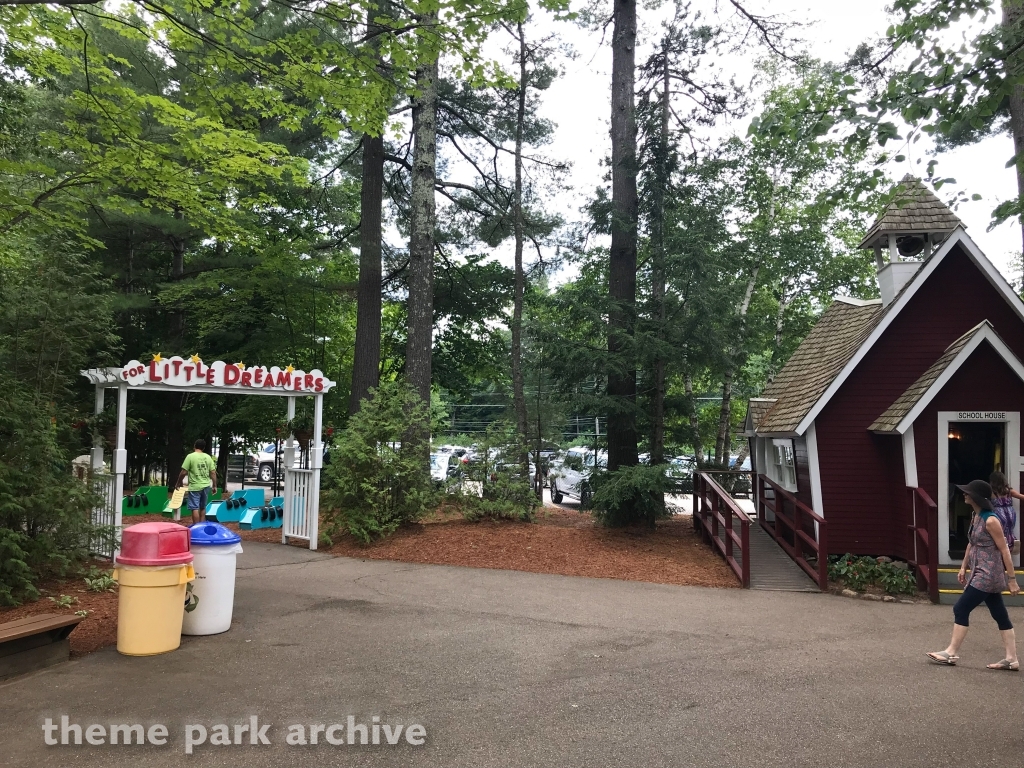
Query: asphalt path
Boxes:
[{"xmin": 3, "ymin": 542, "xmax": 1023, "ymax": 768}]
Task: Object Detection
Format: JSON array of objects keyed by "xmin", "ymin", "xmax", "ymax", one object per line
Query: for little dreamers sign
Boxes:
[{"xmin": 121, "ymin": 355, "xmax": 336, "ymax": 394}]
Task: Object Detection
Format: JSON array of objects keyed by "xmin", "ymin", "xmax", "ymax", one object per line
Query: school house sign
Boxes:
[{"xmin": 120, "ymin": 355, "xmax": 336, "ymax": 394}]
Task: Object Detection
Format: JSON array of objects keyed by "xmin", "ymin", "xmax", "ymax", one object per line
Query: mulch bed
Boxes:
[
  {"xmin": 1, "ymin": 506, "xmax": 737, "ymax": 660},
  {"xmin": 236, "ymin": 505, "xmax": 740, "ymax": 589},
  {"xmin": 0, "ymin": 568, "xmax": 119, "ymax": 658}
]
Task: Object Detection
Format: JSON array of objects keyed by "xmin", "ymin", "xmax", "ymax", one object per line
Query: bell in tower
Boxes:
[{"xmin": 858, "ymin": 175, "xmax": 963, "ymax": 305}]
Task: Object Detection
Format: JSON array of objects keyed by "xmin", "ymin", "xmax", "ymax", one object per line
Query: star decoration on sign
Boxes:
[
  {"xmin": 152, "ymin": 353, "xmax": 163, "ymax": 363},
  {"xmin": 235, "ymin": 362, "xmax": 246, "ymax": 370},
  {"xmin": 190, "ymin": 354, "xmax": 202, "ymax": 364},
  {"xmin": 285, "ymin": 365, "xmax": 295, "ymax": 374}
]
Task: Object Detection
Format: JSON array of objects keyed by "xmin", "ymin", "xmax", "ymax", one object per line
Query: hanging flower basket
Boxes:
[{"xmin": 278, "ymin": 410, "xmax": 315, "ymax": 444}]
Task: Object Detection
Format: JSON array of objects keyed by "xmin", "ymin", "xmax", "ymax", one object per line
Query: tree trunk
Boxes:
[
  {"xmin": 1003, "ymin": 0, "xmax": 1024, "ymax": 261},
  {"xmin": 649, "ymin": 42, "xmax": 670, "ymax": 468},
  {"xmin": 349, "ymin": 132, "xmax": 385, "ymax": 415},
  {"xmin": 714, "ymin": 371, "xmax": 733, "ymax": 466},
  {"xmin": 165, "ymin": 211, "xmax": 186, "ymax": 488},
  {"xmin": 404, "ymin": 38, "xmax": 439, "ymax": 464},
  {"xmin": 166, "ymin": 406, "xmax": 185, "ymax": 491},
  {"xmin": 168, "ymin": 210, "xmax": 186, "ymax": 351},
  {"xmin": 607, "ymin": 0, "xmax": 639, "ymax": 473},
  {"xmin": 685, "ymin": 370, "xmax": 703, "ymax": 468},
  {"xmin": 511, "ymin": 21, "xmax": 530, "ymax": 477},
  {"xmin": 350, "ymin": 4, "xmax": 388, "ymax": 415},
  {"xmin": 216, "ymin": 425, "xmax": 232, "ymax": 491}
]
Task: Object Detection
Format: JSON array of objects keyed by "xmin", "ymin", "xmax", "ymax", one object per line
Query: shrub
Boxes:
[
  {"xmin": 321, "ymin": 381, "xmax": 436, "ymax": 544},
  {"xmin": 591, "ymin": 464, "xmax": 672, "ymax": 528},
  {"xmin": 83, "ymin": 566, "xmax": 117, "ymax": 593},
  {"xmin": 0, "ymin": 239, "xmax": 116, "ymax": 605},
  {"xmin": 446, "ymin": 423, "xmax": 537, "ymax": 522},
  {"xmin": 877, "ymin": 564, "xmax": 917, "ymax": 595},
  {"xmin": 0, "ymin": 390, "xmax": 105, "ymax": 605},
  {"xmin": 828, "ymin": 554, "xmax": 917, "ymax": 595}
]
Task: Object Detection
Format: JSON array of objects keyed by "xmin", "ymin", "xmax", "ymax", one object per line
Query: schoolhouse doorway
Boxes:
[{"xmin": 946, "ymin": 421, "xmax": 1005, "ymax": 559}]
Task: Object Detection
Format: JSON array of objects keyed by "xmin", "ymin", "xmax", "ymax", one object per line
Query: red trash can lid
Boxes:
[{"xmin": 116, "ymin": 522, "xmax": 194, "ymax": 566}]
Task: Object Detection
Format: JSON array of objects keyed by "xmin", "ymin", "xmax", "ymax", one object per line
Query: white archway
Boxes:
[{"xmin": 81, "ymin": 357, "xmax": 336, "ymax": 553}]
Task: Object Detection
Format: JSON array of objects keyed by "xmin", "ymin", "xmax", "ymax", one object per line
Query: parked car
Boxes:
[
  {"xmin": 251, "ymin": 443, "xmax": 317, "ymax": 483},
  {"xmin": 225, "ymin": 453, "xmax": 258, "ymax": 482},
  {"xmin": 431, "ymin": 452, "xmax": 457, "ymax": 484},
  {"xmin": 730, "ymin": 457, "xmax": 753, "ymax": 498},
  {"xmin": 253, "ymin": 443, "xmax": 281, "ymax": 483},
  {"xmin": 667, "ymin": 456, "xmax": 696, "ymax": 494},
  {"xmin": 549, "ymin": 447, "xmax": 606, "ymax": 507}
]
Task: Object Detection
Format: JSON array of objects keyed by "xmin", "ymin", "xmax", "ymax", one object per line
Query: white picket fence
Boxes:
[
  {"xmin": 283, "ymin": 468, "xmax": 315, "ymax": 544},
  {"xmin": 90, "ymin": 473, "xmax": 119, "ymax": 559}
]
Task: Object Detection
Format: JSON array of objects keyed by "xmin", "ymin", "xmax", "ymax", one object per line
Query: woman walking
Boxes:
[{"xmin": 927, "ymin": 479, "xmax": 1020, "ymax": 669}]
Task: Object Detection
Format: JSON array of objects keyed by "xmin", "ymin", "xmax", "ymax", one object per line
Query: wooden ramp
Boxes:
[{"xmin": 739, "ymin": 522, "xmax": 819, "ymax": 592}]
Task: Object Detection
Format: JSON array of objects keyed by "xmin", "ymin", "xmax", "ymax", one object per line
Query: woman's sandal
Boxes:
[
  {"xmin": 927, "ymin": 651, "xmax": 960, "ymax": 665},
  {"xmin": 986, "ymin": 659, "xmax": 1020, "ymax": 671}
]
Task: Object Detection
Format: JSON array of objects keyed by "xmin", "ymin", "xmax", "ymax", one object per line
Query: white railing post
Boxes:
[
  {"xmin": 91, "ymin": 386, "xmax": 105, "ymax": 473},
  {"xmin": 308, "ymin": 393, "xmax": 323, "ymax": 550},
  {"xmin": 282, "ymin": 469, "xmax": 290, "ymax": 543},
  {"xmin": 282, "ymin": 396, "xmax": 296, "ymax": 544},
  {"xmin": 112, "ymin": 383, "xmax": 127, "ymax": 558}
]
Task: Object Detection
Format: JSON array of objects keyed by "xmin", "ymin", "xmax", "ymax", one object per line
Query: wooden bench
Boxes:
[{"xmin": 0, "ymin": 613, "xmax": 83, "ymax": 681}]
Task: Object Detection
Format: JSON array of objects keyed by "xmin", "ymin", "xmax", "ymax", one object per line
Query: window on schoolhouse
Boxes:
[{"xmin": 771, "ymin": 439, "xmax": 797, "ymax": 491}]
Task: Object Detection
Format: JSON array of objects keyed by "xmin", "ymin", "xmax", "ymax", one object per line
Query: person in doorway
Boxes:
[
  {"xmin": 989, "ymin": 471, "xmax": 1022, "ymax": 557},
  {"xmin": 175, "ymin": 439, "xmax": 217, "ymax": 526},
  {"xmin": 928, "ymin": 479, "xmax": 1020, "ymax": 669}
]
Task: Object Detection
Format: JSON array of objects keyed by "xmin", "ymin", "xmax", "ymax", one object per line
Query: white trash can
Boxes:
[{"xmin": 182, "ymin": 523, "xmax": 243, "ymax": 636}]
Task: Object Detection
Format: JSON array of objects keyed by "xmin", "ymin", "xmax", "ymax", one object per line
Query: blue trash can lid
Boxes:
[{"xmin": 190, "ymin": 522, "xmax": 241, "ymax": 546}]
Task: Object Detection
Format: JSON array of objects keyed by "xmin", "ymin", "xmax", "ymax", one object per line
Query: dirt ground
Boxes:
[
  {"xmin": 0, "ymin": 569, "xmax": 119, "ymax": 657},
  {"xmin": 1, "ymin": 506, "xmax": 737, "ymax": 658},
  {"xmin": 242, "ymin": 506, "xmax": 740, "ymax": 589}
]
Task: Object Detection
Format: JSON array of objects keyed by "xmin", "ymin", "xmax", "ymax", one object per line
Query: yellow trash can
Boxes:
[{"xmin": 113, "ymin": 522, "xmax": 195, "ymax": 656}]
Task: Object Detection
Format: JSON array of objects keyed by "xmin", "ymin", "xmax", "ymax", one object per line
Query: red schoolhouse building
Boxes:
[{"xmin": 744, "ymin": 177, "xmax": 1024, "ymax": 591}]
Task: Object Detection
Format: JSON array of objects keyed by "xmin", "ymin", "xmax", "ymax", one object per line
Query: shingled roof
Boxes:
[
  {"xmin": 858, "ymin": 175, "xmax": 963, "ymax": 249},
  {"xmin": 754, "ymin": 298, "xmax": 883, "ymax": 434},
  {"xmin": 742, "ymin": 397, "xmax": 777, "ymax": 435}
]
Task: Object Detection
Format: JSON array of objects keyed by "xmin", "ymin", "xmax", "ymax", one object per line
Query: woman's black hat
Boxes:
[{"xmin": 955, "ymin": 479, "xmax": 994, "ymax": 510}]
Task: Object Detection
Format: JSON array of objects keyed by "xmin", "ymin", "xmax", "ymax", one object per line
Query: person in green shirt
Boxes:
[{"xmin": 176, "ymin": 439, "xmax": 218, "ymax": 525}]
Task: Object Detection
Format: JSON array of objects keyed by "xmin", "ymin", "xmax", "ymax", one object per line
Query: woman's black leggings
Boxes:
[{"xmin": 953, "ymin": 585, "xmax": 1014, "ymax": 630}]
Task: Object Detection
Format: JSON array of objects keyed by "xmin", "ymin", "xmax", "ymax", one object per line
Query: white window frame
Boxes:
[{"xmin": 770, "ymin": 438, "xmax": 798, "ymax": 492}]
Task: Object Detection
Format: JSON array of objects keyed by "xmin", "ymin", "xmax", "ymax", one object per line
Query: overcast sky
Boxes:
[{"xmin": 530, "ymin": 0, "xmax": 1022, "ymax": 282}]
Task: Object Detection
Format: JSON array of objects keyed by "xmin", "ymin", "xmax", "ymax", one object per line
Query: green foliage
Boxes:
[
  {"xmin": 83, "ymin": 566, "xmax": 117, "ymax": 593},
  {"xmin": 751, "ymin": 3, "xmax": 1023, "ymax": 228},
  {"xmin": 0, "ymin": 529, "xmax": 37, "ymax": 607},
  {"xmin": 450, "ymin": 423, "xmax": 536, "ymax": 521},
  {"xmin": 877, "ymin": 564, "xmax": 918, "ymax": 596},
  {"xmin": 828, "ymin": 554, "xmax": 918, "ymax": 595},
  {"xmin": 0, "ymin": 237, "xmax": 115, "ymax": 605},
  {"xmin": 591, "ymin": 464, "xmax": 672, "ymax": 528},
  {"xmin": 321, "ymin": 381, "xmax": 436, "ymax": 544},
  {"xmin": 48, "ymin": 594, "xmax": 78, "ymax": 609}
]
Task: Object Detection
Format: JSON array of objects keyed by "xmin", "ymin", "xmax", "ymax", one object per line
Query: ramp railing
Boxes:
[
  {"xmin": 908, "ymin": 487, "xmax": 939, "ymax": 603},
  {"xmin": 694, "ymin": 472, "xmax": 751, "ymax": 588},
  {"xmin": 756, "ymin": 475, "xmax": 828, "ymax": 591}
]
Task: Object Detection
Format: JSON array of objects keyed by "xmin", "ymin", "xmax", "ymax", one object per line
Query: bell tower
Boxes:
[{"xmin": 859, "ymin": 175, "xmax": 963, "ymax": 305}]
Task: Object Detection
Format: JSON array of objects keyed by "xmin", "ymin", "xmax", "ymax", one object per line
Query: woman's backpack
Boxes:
[{"xmin": 993, "ymin": 497, "xmax": 1017, "ymax": 552}]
